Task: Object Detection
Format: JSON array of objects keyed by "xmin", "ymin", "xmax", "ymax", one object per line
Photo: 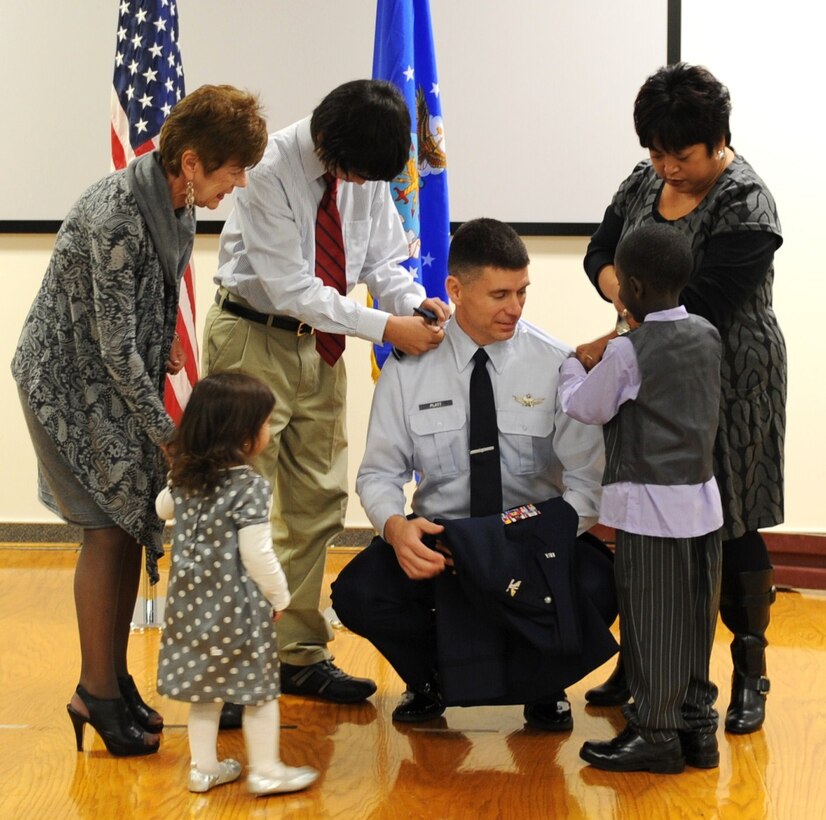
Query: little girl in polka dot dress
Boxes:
[{"xmin": 156, "ymin": 372, "xmax": 318, "ymax": 797}]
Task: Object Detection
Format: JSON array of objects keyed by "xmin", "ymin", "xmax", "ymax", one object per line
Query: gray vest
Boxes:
[{"xmin": 603, "ymin": 316, "xmax": 721, "ymax": 486}]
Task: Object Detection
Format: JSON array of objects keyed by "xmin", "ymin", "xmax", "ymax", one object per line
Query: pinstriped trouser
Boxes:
[{"xmin": 615, "ymin": 529, "xmax": 722, "ymax": 743}]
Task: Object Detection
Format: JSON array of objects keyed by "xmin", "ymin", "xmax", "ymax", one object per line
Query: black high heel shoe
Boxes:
[
  {"xmin": 118, "ymin": 674, "xmax": 164, "ymax": 732},
  {"xmin": 66, "ymin": 684, "xmax": 160, "ymax": 757}
]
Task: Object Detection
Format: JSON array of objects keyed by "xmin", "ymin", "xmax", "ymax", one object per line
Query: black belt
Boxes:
[{"xmin": 215, "ymin": 291, "xmax": 314, "ymax": 336}]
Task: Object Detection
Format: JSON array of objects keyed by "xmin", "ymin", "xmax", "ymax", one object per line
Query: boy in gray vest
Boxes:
[{"xmin": 558, "ymin": 223, "xmax": 723, "ymax": 774}]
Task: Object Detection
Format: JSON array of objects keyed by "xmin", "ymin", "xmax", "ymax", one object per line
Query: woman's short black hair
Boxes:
[
  {"xmin": 310, "ymin": 79, "xmax": 411, "ymax": 181},
  {"xmin": 634, "ymin": 63, "xmax": 732, "ymax": 156}
]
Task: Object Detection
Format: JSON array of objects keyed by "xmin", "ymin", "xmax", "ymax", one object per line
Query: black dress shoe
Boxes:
[
  {"xmin": 392, "ymin": 685, "xmax": 445, "ymax": 723},
  {"xmin": 280, "ymin": 660, "xmax": 377, "ymax": 703},
  {"xmin": 219, "ymin": 702, "xmax": 244, "ymax": 730},
  {"xmin": 584, "ymin": 657, "xmax": 631, "ymax": 706},
  {"xmin": 679, "ymin": 730, "xmax": 719, "ymax": 768},
  {"xmin": 580, "ymin": 726, "xmax": 685, "ymax": 774},
  {"xmin": 523, "ymin": 694, "xmax": 573, "ymax": 732}
]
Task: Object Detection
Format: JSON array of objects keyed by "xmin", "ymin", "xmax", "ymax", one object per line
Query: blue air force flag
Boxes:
[{"xmin": 372, "ymin": 0, "xmax": 450, "ymax": 374}]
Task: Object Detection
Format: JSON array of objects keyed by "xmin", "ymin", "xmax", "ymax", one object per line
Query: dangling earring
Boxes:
[
  {"xmin": 717, "ymin": 148, "xmax": 726, "ymax": 160},
  {"xmin": 185, "ymin": 180, "xmax": 195, "ymax": 213}
]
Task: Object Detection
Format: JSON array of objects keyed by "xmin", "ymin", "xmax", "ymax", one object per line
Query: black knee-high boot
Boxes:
[{"xmin": 720, "ymin": 568, "xmax": 776, "ymax": 734}]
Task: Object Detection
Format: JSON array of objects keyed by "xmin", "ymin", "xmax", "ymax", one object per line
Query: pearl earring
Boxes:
[{"xmin": 717, "ymin": 149, "xmax": 725, "ymax": 160}]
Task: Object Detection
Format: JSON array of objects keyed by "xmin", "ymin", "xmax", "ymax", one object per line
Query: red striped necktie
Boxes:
[{"xmin": 314, "ymin": 172, "xmax": 346, "ymax": 366}]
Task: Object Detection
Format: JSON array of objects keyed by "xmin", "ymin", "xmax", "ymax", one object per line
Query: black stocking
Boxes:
[{"xmin": 73, "ymin": 526, "xmax": 140, "ymax": 700}]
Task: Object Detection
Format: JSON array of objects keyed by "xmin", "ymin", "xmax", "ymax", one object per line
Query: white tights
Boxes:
[{"xmin": 188, "ymin": 700, "xmax": 283, "ymax": 776}]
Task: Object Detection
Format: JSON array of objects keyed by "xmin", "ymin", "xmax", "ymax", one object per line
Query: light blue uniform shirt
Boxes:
[{"xmin": 357, "ymin": 318, "xmax": 604, "ymax": 537}]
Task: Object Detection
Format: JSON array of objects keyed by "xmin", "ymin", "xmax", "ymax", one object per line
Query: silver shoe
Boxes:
[
  {"xmin": 188, "ymin": 758, "xmax": 243, "ymax": 793},
  {"xmin": 247, "ymin": 765, "xmax": 319, "ymax": 796}
]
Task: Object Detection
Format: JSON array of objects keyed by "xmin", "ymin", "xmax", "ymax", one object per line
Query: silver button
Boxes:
[{"xmin": 544, "ymin": 596, "xmax": 552, "ymax": 604}]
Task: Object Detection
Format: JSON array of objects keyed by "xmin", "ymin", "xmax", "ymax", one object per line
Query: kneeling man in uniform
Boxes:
[{"xmin": 332, "ymin": 218, "xmax": 617, "ymax": 730}]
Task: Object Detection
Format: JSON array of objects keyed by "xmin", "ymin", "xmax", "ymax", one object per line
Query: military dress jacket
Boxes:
[{"xmin": 432, "ymin": 497, "xmax": 618, "ymax": 706}]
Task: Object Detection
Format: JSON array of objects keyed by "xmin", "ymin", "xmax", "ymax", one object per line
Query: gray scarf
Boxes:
[{"xmin": 126, "ymin": 152, "xmax": 196, "ymax": 286}]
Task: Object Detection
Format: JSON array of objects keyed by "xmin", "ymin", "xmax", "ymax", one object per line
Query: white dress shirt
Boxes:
[
  {"xmin": 215, "ymin": 117, "xmax": 426, "ymax": 345},
  {"xmin": 357, "ymin": 318, "xmax": 605, "ymax": 536}
]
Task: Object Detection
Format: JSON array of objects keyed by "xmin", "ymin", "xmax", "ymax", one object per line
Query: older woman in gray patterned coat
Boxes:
[
  {"xmin": 11, "ymin": 85, "xmax": 267, "ymax": 757},
  {"xmin": 575, "ymin": 63, "xmax": 785, "ymax": 738}
]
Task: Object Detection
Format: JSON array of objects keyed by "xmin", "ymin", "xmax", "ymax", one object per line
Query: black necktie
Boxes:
[{"xmin": 469, "ymin": 348, "xmax": 502, "ymax": 516}]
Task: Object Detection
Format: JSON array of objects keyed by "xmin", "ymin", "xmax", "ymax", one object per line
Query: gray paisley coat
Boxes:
[{"xmin": 12, "ymin": 153, "xmax": 195, "ymax": 578}]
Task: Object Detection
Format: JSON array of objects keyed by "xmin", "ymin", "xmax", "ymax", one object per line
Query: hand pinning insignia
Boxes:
[{"xmin": 513, "ymin": 394, "xmax": 545, "ymax": 408}]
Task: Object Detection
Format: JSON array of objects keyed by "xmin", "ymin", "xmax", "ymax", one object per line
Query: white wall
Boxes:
[{"xmin": 3, "ymin": 1, "xmax": 824, "ymax": 534}]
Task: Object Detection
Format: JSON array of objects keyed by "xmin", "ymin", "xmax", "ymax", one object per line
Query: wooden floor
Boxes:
[{"xmin": 1, "ymin": 546, "xmax": 825, "ymax": 820}]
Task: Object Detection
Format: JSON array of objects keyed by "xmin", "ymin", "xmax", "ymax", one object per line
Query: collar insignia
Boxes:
[
  {"xmin": 506, "ymin": 579, "xmax": 522, "ymax": 598},
  {"xmin": 513, "ymin": 394, "xmax": 545, "ymax": 408}
]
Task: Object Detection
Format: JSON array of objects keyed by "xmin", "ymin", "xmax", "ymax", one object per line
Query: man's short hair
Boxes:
[
  {"xmin": 448, "ymin": 218, "xmax": 530, "ymax": 282},
  {"xmin": 310, "ymin": 80, "xmax": 410, "ymax": 181},
  {"xmin": 615, "ymin": 224, "xmax": 693, "ymax": 293}
]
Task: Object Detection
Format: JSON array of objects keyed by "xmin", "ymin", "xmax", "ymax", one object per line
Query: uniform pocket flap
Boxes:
[
  {"xmin": 409, "ymin": 405, "xmax": 466, "ymax": 436},
  {"xmin": 498, "ymin": 409, "xmax": 553, "ymax": 438}
]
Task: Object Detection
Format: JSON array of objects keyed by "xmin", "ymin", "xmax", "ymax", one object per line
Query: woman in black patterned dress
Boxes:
[
  {"xmin": 576, "ymin": 63, "xmax": 785, "ymax": 735},
  {"xmin": 12, "ymin": 86, "xmax": 267, "ymax": 756}
]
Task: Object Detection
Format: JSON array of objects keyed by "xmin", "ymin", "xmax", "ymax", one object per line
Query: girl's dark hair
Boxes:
[
  {"xmin": 634, "ymin": 63, "xmax": 732, "ymax": 155},
  {"xmin": 167, "ymin": 372, "xmax": 275, "ymax": 496}
]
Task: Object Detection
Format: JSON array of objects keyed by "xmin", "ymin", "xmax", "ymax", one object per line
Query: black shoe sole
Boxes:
[
  {"xmin": 579, "ymin": 748, "xmax": 685, "ymax": 774},
  {"xmin": 525, "ymin": 716, "xmax": 574, "ymax": 732},
  {"xmin": 584, "ymin": 690, "xmax": 631, "ymax": 707},
  {"xmin": 685, "ymin": 752, "xmax": 720, "ymax": 768},
  {"xmin": 724, "ymin": 721, "xmax": 764, "ymax": 735},
  {"xmin": 391, "ymin": 707, "xmax": 446, "ymax": 723},
  {"xmin": 280, "ymin": 682, "xmax": 377, "ymax": 704}
]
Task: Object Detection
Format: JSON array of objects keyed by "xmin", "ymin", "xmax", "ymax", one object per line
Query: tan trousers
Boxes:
[{"xmin": 203, "ymin": 300, "xmax": 348, "ymax": 665}]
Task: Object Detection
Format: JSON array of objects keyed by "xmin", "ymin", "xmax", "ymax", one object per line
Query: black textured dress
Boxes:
[{"xmin": 585, "ymin": 155, "xmax": 786, "ymax": 540}]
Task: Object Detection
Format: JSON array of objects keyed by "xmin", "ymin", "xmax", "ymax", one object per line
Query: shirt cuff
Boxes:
[
  {"xmin": 356, "ymin": 308, "xmax": 392, "ymax": 345},
  {"xmin": 368, "ymin": 502, "xmax": 406, "ymax": 539}
]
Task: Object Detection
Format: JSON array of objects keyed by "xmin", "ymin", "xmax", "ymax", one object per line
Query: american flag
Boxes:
[{"xmin": 111, "ymin": 0, "xmax": 197, "ymax": 423}]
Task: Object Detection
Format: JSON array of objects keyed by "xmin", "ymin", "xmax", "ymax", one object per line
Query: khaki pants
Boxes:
[{"xmin": 203, "ymin": 300, "xmax": 348, "ymax": 665}]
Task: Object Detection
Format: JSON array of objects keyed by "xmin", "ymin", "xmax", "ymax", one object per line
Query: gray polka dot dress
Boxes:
[{"xmin": 157, "ymin": 466, "xmax": 280, "ymax": 704}]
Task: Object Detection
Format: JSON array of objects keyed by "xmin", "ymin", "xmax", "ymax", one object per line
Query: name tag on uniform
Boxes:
[
  {"xmin": 418, "ymin": 400, "xmax": 453, "ymax": 411},
  {"xmin": 501, "ymin": 503, "xmax": 541, "ymax": 525}
]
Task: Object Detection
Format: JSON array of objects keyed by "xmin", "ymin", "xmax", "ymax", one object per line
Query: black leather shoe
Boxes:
[
  {"xmin": 580, "ymin": 726, "xmax": 685, "ymax": 774},
  {"xmin": 280, "ymin": 660, "xmax": 377, "ymax": 703},
  {"xmin": 392, "ymin": 685, "xmax": 445, "ymax": 723},
  {"xmin": 219, "ymin": 702, "xmax": 244, "ymax": 730},
  {"xmin": 524, "ymin": 695, "xmax": 573, "ymax": 732},
  {"xmin": 584, "ymin": 657, "xmax": 631, "ymax": 706},
  {"xmin": 679, "ymin": 730, "xmax": 719, "ymax": 768}
]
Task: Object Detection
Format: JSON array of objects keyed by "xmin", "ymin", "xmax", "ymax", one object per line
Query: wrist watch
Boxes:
[{"xmin": 615, "ymin": 309, "xmax": 631, "ymax": 336}]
